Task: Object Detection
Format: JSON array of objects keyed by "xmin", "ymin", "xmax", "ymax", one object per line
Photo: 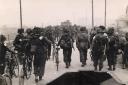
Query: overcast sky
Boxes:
[{"xmin": 0, "ymin": 0, "xmax": 128, "ymax": 27}]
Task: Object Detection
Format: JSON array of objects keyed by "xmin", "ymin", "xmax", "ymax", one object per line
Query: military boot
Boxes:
[
  {"xmin": 113, "ymin": 65, "xmax": 116, "ymax": 71},
  {"xmin": 122, "ymin": 64, "xmax": 126, "ymax": 69},
  {"xmin": 94, "ymin": 66, "xmax": 97, "ymax": 71},
  {"xmin": 108, "ymin": 65, "xmax": 112, "ymax": 71},
  {"xmin": 39, "ymin": 76, "xmax": 42, "ymax": 81},
  {"xmin": 81, "ymin": 62, "xmax": 86, "ymax": 67},
  {"xmin": 65, "ymin": 63, "xmax": 69, "ymax": 68},
  {"xmin": 35, "ymin": 75, "xmax": 38, "ymax": 82},
  {"xmin": 99, "ymin": 66, "xmax": 103, "ymax": 71}
]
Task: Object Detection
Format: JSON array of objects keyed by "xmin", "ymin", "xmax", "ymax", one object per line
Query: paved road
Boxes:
[{"xmin": 12, "ymin": 48, "xmax": 128, "ymax": 85}]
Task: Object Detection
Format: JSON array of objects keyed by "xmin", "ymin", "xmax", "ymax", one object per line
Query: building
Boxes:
[
  {"xmin": 61, "ymin": 20, "xmax": 72, "ymax": 27},
  {"xmin": 117, "ymin": 5, "xmax": 128, "ymax": 32}
]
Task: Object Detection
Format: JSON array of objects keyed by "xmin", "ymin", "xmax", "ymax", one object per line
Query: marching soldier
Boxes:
[
  {"xmin": 45, "ymin": 26, "xmax": 54, "ymax": 60},
  {"xmin": 106, "ymin": 27, "xmax": 119, "ymax": 71},
  {"xmin": 30, "ymin": 27, "xmax": 51, "ymax": 82},
  {"xmin": 76, "ymin": 27, "xmax": 90, "ymax": 67},
  {"xmin": 92, "ymin": 26, "xmax": 108, "ymax": 71},
  {"xmin": 122, "ymin": 32, "xmax": 128, "ymax": 69},
  {"xmin": 24, "ymin": 28, "xmax": 33, "ymax": 71},
  {"xmin": 0, "ymin": 34, "xmax": 14, "ymax": 74},
  {"xmin": 13, "ymin": 28, "xmax": 25, "ymax": 64},
  {"xmin": 57, "ymin": 28, "xmax": 74, "ymax": 68}
]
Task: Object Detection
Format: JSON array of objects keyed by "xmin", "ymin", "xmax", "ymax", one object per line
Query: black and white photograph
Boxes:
[{"xmin": 0, "ymin": 0, "xmax": 128, "ymax": 85}]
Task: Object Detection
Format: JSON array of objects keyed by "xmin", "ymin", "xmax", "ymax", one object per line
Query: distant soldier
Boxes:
[
  {"xmin": 106, "ymin": 28, "xmax": 119, "ymax": 71},
  {"xmin": 58, "ymin": 28, "xmax": 74, "ymax": 68},
  {"xmin": 122, "ymin": 32, "xmax": 128, "ymax": 69},
  {"xmin": 76, "ymin": 27, "xmax": 90, "ymax": 67},
  {"xmin": 13, "ymin": 28, "xmax": 25, "ymax": 64},
  {"xmin": 92, "ymin": 26, "xmax": 108, "ymax": 71},
  {"xmin": 45, "ymin": 26, "xmax": 54, "ymax": 60},
  {"xmin": 0, "ymin": 34, "xmax": 14, "ymax": 74},
  {"xmin": 30, "ymin": 27, "xmax": 51, "ymax": 82}
]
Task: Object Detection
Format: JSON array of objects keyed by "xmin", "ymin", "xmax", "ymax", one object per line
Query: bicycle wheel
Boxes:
[
  {"xmin": 19, "ymin": 68, "xmax": 24, "ymax": 85},
  {"xmin": 25, "ymin": 61, "xmax": 32, "ymax": 79},
  {"xmin": 2, "ymin": 74, "xmax": 12, "ymax": 85},
  {"xmin": 52, "ymin": 48, "xmax": 56, "ymax": 61},
  {"xmin": 14, "ymin": 55, "xmax": 19, "ymax": 77},
  {"xmin": 4, "ymin": 75, "xmax": 12, "ymax": 85}
]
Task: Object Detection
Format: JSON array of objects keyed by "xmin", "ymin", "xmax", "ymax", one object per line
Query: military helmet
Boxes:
[
  {"xmin": 17, "ymin": 28, "xmax": 24, "ymax": 34},
  {"xmin": 96, "ymin": 27, "xmax": 102, "ymax": 33},
  {"xmin": 26, "ymin": 28, "xmax": 32, "ymax": 34},
  {"xmin": 0, "ymin": 34, "xmax": 6, "ymax": 42},
  {"xmin": 80, "ymin": 27, "xmax": 86, "ymax": 31},
  {"xmin": 107, "ymin": 27, "xmax": 114, "ymax": 35},
  {"xmin": 97, "ymin": 26, "xmax": 106, "ymax": 33},
  {"xmin": 33, "ymin": 26, "xmax": 41, "ymax": 34}
]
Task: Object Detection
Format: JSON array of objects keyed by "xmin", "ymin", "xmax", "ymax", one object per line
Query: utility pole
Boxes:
[
  {"xmin": 92, "ymin": 0, "xmax": 94, "ymax": 28},
  {"xmin": 19, "ymin": 0, "xmax": 23, "ymax": 29},
  {"xmin": 105, "ymin": 0, "xmax": 107, "ymax": 27}
]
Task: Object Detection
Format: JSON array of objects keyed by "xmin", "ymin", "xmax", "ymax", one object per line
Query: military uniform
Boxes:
[
  {"xmin": 58, "ymin": 30, "xmax": 74, "ymax": 68},
  {"xmin": 0, "ymin": 35, "xmax": 13, "ymax": 74},
  {"xmin": 24, "ymin": 29, "xmax": 33, "ymax": 71},
  {"xmin": 31, "ymin": 35, "xmax": 51, "ymax": 81},
  {"xmin": 106, "ymin": 28, "xmax": 119, "ymax": 70},
  {"xmin": 45, "ymin": 28, "xmax": 54, "ymax": 60},
  {"xmin": 13, "ymin": 29, "xmax": 25, "ymax": 64},
  {"xmin": 92, "ymin": 27, "xmax": 108, "ymax": 71},
  {"xmin": 122, "ymin": 33, "xmax": 128, "ymax": 69},
  {"xmin": 76, "ymin": 27, "xmax": 90, "ymax": 67},
  {"xmin": 106, "ymin": 34, "xmax": 119, "ymax": 70}
]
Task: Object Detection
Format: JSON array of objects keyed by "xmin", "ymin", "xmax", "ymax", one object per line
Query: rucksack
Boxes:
[
  {"xmin": 59, "ymin": 36, "xmax": 72, "ymax": 49},
  {"xmin": 93, "ymin": 34, "xmax": 107, "ymax": 52},
  {"xmin": 77, "ymin": 33, "xmax": 89, "ymax": 49}
]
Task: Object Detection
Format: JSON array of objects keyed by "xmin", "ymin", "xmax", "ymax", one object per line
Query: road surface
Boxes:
[{"xmin": 12, "ymin": 47, "xmax": 128, "ymax": 85}]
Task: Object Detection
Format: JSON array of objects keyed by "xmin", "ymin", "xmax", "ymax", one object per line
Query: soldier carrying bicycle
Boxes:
[{"xmin": 0, "ymin": 34, "xmax": 14, "ymax": 75}]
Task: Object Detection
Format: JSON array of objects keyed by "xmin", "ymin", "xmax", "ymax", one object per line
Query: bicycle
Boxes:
[
  {"xmin": 19, "ymin": 53, "xmax": 32, "ymax": 85},
  {"xmin": 5, "ymin": 52, "xmax": 19, "ymax": 78},
  {"xmin": 23, "ymin": 55, "xmax": 32, "ymax": 79},
  {"xmin": 54, "ymin": 45, "xmax": 60, "ymax": 71},
  {"xmin": 1, "ymin": 52, "xmax": 19, "ymax": 85},
  {"xmin": 0, "ymin": 73, "xmax": 12, "ymax": 85}
]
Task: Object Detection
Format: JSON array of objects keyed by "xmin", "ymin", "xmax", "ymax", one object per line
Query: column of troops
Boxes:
[{"xmin": 0, "ymin": 25, "xmax": 128, "ymax": 82}]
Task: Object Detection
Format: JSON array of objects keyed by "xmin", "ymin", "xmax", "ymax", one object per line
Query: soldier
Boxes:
[
  {"xmin": 76, "ymin": 27, "xmax": 90, "ymax": 67},
  {"xmin": 92, "ymin": 26, "xmax": 108, "ymax": 71},
  {"xmin": 45, "ymin": 26, "xmax": 54, "ymax": 60},
  {"xmin": 24, "ymin": 28, "xmax": 33, "ymax": 71},
  {"xmin": 122, "ymin": 32, "xmax": 128, "ymax": 69},
  {"xmin": 106, "ymin": 27, "xmax": 119, "ymax": 71},
  {"xmin": 57, "ymin": 28, "xmax": 74, "ymax": 68},
  {"xmin": 0, "ymin": 34, "xmax": 14, "ymax": 74},
  {"xmin": 13, "ymin": 28, "xmax": 25, "ymax": 64},
  {"xmin": 30, "ymin": 27, "xmax": 51, "ymax": 82}
]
